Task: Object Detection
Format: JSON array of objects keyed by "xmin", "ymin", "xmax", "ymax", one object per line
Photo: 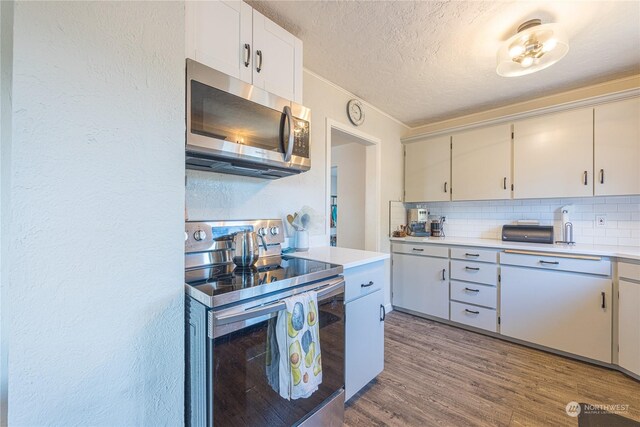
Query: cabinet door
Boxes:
[
  {"xmin": 513, "ymin": 108, "xmax": 593, "ymax": 199},
  {"xmin": 452, "ymin": 124, "xmax": 512, "ymax": 201},
  {"xmin": 345, "ymin": 289, "xmax": 384, "ymax": 401},
  {"xmin": 252, "ymin": 10, "xmax": 303, "ymax": 103},
  {"xmin": 404, "ymin": 136, "xmax": 451, "ymax": 202},
  {"xmin": 501, "ymin": 266, "xmax": 612, "ymax": 363},
  {"xmin": 594, "ymin": 97, "xmax": 640, "ymax": 196},
  {"xmin": 619, "ymin": 279, "xmax": 640, "ymax": 376},
  {"xmin": 185, "ymin": 1, "xmax": 252, "ymax": 83},
  {"xmin": 392, "ymin": 253, "xmax": 449, "ymax": 319}
]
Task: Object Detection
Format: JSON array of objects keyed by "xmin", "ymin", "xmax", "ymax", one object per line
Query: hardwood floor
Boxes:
[{"xmin": 344, "ymin": 311, "xmax": 640, "ymax": 427}]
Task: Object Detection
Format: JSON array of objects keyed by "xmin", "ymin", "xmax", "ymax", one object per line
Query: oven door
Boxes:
[
  {"xmin": 186, "ymin": 59, "xmax": 310, "ymax": 173},
  {"xmin": 209, "ymin": 278, "xmax": 345, "ymax": 427}
]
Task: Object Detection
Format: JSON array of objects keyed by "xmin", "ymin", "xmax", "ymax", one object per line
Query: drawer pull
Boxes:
[
  {"xmin": 601, "ymin": 292, "xmax": 606, "ymax": 309},
  {"xmin": 539, "ymin": 260, "xmax": 559, "ymax": 265},
  {"xmin": 442, "ymin": 269, "xmax": 446, "ymax": 281},
  {"xmin": 412, "ymin": 248, "xmax": 424, "ymax": 252},
  {"xmin": 465, "ymin": 266, "xmax": 480, "ymax": 271},
  {"xmin": 464, "ymin": 287, "xmax": 480, "ymax": 293},
  {"xmin": 464, "ymin": 309, "xmax": 480, "ymax": 315},
  {"xmin": 465, "ymin": 253, "xmax": 480, "ymax": 257},
  {"xmin": 361, "ymin": 281, "xmax": 374, "ymax": 288}
]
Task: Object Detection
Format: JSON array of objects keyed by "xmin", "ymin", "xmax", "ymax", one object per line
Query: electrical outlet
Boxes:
[{"xmin": 596, "ymin": 215, "xmax": 606, "ymax": 228}]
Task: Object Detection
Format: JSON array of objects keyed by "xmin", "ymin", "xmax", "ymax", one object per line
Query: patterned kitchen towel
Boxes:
[{"xmin": 273, "ymin": 291, "xmax": 323, "ymax": 400}]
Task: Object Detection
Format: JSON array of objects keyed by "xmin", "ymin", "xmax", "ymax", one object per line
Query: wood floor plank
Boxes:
[{"xmin": 345, "ymin": 311, "xmax": 640, "ymax": 427}]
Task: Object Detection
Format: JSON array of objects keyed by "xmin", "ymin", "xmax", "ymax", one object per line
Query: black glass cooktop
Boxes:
[{"xmin": 185, "ymin": 256, "xmax": 341, "ymax": 307}]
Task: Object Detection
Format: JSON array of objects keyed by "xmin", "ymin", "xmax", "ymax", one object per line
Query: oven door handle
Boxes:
[{"xmin": 213, "ymin": 277, "xmax": 344, "ymax": 327}]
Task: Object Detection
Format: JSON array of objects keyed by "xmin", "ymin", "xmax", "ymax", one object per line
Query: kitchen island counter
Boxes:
[{"xmin": 288, "ymin": 246, "xmax": 389, "ymax": 269}]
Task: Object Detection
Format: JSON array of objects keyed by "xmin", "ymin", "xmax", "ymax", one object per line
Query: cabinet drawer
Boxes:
[
  {"xmin": 450, "ymin": 260, "xmax": 498, "ymax": 286},
  {"xmin": 500, "ymin": 251, "xmax": 611, "ymax": 276},
  {"xmin": 450, "ymin": 280, "xmax": 497, "ymax": 309},
  {"xmin": 450, "ymin": 247, "xmax": 497, "ymax": 264},
  {"xmin": 450, "ymin": 301, "xmax": 497, "ymax": 332},
  {"xmin": 344, "ymin": 261, "xmax": 384, "ymax": 303},
  {"xmin": 619, "ymin": 262, "xmax": 640, "ymax": 282},
  {"xmin": 392, "ymin": 243, "xmax": 448, "ymax": 258}
]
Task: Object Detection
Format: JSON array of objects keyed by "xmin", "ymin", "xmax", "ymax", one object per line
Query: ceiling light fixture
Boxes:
[{"xmin": 496, "ymin": 19, "xmax": 569, "ymax": 77}]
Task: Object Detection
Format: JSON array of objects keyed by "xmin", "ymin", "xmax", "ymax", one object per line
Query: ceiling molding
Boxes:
[
  {"xmin": 403, "ymin": 74, "xmax": 640, "ymax": 143},
  {"xmin": 303, "ymin": 67, "xmax": 409, "ymax": 129}
]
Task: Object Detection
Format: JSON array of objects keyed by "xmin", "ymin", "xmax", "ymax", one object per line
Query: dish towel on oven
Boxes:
[{"xmin": 266, "ymin": 291, "xmax": 323, "ymax": 400}]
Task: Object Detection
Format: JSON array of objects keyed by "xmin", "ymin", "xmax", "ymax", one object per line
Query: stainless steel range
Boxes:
[{"xmin": 185, "ymin": 219, "xmax": 345, "ymax": 427}]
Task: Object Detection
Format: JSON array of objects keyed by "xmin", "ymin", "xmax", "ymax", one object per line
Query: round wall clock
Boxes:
[{"xmin": 347, "ymin": 99, "xmax": 365, "ymax": 126}]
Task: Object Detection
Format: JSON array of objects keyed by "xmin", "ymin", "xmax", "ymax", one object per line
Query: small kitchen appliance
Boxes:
[
  {"xmin": 186, "ymin": 59, "xmax": 311, "ymax": 179},
  {"xmin": 185, "ymin": 219, "xmax": 345, "ymax": 427},
  {"xmin": 407, "ymin": 208, "xmax": 429, "ymax": 236},
  {"xmin": 430, "ymin": 216, "xmax": 445, "ymax": 237}
]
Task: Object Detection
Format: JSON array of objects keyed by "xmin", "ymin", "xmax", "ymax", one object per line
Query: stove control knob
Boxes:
[
  {"xmin": 270, "ymin": 226, "xmax": 280, "ymax": 236},
  {"xmin": 193, "ymin": 230, "xmax": 206, "ymax": 241},
  {"xmin": 257, "ymin": 227, "xmax": 267, "ymax": 237}
]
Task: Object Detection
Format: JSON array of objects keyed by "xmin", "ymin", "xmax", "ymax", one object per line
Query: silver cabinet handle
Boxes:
[
  {"xmin": 464, "ymin": 287, "xmax": 480, "ymax": 293},
  {"xmin": 361, "ymin": 281, "xmax": 374, "ymax": 288},
  {"xmin": 243, "ymin": 43, "xmax": 251, "ymax": 67},
  {"xmin": 600, "ymin": 169, "xmax": 604, "ymax": 184},
  {"xmin": 464, "ymin": 309, "xmax": 480, "ymax": 315},
  {"xmin": 441, "ymin": 269, "xmax": 446, "ymax": 280},
  {"xmin": 465, "ymin": 253, "xmax": 480, "ymax": 257},
  {"xmin": 583, "ymin": 170, "xmax": 588, "ymax": 186},
  {"xmin": 279, "ymin": 105, "xmax": 294, "ymax": 162},
  {"xmin": 539, "ymin": 260, "xmax": 559, "ymax": 265},
  {"xmin": 444, "ymin": 182, "xmax": 448, "ymax": 193},
  {"xmin": 256, "ymin": 50, "xmax": 263, "ymax": 73},
  {"xmin": 465, "ymin": 266, "xmax": 480, "ymax": 271}
]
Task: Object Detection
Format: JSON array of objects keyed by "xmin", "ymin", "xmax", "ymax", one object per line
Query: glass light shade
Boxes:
[{"xmin": 496, "ymin": 22, "xmax": 569, "ymax": 77}]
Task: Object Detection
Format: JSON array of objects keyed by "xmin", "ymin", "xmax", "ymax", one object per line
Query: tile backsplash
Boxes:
[{"xmin": 408, "ymin": 196, "xmax": 640, "ymax": 247}]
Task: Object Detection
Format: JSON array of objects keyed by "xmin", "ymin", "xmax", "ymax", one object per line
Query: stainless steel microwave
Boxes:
[{"xmin": 186, "ymin": 59, "xmax": 311, "ymax": 179}]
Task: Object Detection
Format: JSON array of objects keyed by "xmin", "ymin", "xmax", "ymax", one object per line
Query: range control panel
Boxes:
[{"xmin": 185, "ymin": 219, "xmax": 285, "ymax": 254}]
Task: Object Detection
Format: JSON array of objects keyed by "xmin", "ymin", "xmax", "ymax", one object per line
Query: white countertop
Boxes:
[
  {"xmin": 390, "ymin": 236, "xmax": 640, "ymax": 261},
  {"xmin": 288, "ymin": 246, "xmax": 390, "ymax": 269}
]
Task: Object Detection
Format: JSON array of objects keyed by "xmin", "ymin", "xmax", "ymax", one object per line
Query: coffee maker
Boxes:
[{"xmin": 407, "ymin": 208, "xmax": 429, "ymax": 236}]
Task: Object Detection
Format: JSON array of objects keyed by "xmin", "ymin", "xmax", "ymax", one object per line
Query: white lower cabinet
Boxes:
[
  {"xmin": 392, "ymin": 253, "xmax": 449, "ymax": 319},
  {"xmin": 450, "ymin": 301, "xmax": 497, "ymax": 332},
  {"xmin": 344, "ymin": 260, "xmax": 387, "ymax": 401},
  {"xmin": 345, "ymin": 288, "xmax": 384, "ymax": 400},
  {"xmin": 618, "ymin": 278, "xmax": 640, "ymax": 376},
  {"xmin": 501, "ymin": 265, "xmax": 612, "ymax": 363}
]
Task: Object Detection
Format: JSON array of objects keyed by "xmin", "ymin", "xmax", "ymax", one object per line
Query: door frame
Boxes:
[{"xmin": 325, "ymin": 119, "xmax": 382, "ymax": 251}]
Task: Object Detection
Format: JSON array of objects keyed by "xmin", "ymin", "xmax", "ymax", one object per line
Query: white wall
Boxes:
[
  {"xmin": 409, "ymin": 195, "xmax": 640, "ymax": 247},
  {"xmin": 331, "ymin": 140, "xmax": 366, "ymax": 250},
  {"xmin": 0, "ymin": 2, "xmax": 13, "ymax": 425},
  {"xmin": 186, "ymin": 69, "xmax": 407, "ymax": 306},
  {"xmin": 9, "ymin": 2, "xmax": 185, "ymax": 426}
]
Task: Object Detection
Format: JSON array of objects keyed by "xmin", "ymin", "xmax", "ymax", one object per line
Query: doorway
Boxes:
[{"xmin": 325, "ymin": 119, "xmax": 381, "ymax": 251}]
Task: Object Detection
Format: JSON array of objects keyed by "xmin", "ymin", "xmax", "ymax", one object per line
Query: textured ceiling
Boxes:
[{"xmin": 248, "ymin": 1, "xmax": 640, "ymax": 127}]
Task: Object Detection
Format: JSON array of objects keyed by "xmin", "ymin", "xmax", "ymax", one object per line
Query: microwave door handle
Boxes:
[
  {"xmin": 280, "ymin": 105, "xmax": 295, "ymax": 162},
  {"xmin": 214, "ymin": 278, "xmax": 344, "ymax": 326}
]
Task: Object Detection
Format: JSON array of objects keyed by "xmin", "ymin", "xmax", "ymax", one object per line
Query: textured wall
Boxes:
[
  {"xmin": 410, "ymin": 195, "xmax": 640, "ymax": 247},
  {"xmin": 186, "ymin": 69, "xmax": 406, "ymax": 306},
  {"xmin": 9, "ymin": 2, "xmax": 185, "ymax": 425}
]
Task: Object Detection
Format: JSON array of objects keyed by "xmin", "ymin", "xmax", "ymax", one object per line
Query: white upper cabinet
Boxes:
[
  {"xmin": 185, "ymin": 1, "xmax": 252, "ymax": 83},
  {"xmin": 513, "ymin": 108, "xmax": 594, "ymax": 199},
  {"xmin": 451, "ymin": 124, "xmax": 512, "ymax": 201},
  {"xmin": 404, "ymin": 136, "xmax": 451, "ymax": 202},
  {"xmin": 594, "ymin": 97, "xmax": 640, "ymax": 196},
  {"xmin": 185, "ymin": 1, "xmax": 303, "ymax": 104},
  {"xmin": 252, "ymin": 10, "xmax": 303, "ymax": 103}
]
